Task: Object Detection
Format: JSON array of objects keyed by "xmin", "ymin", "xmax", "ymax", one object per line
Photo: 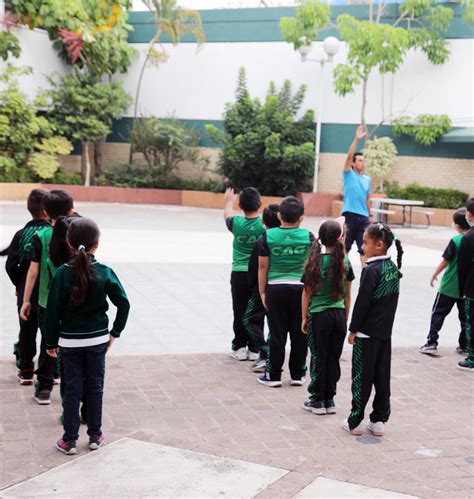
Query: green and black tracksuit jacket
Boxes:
[
  {"xmin": 44, "ymin": 257, "xmax": 130, "ymax": 349},
  {"xmin": 458, "ymin": 226, "xmax": 474, "ymax": 365},
  {"xmin": 347, "ymin": 255, "xmax": 400, "ymax": 428}
]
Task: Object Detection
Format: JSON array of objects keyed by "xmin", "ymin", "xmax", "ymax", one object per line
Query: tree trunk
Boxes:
[
  {"xmin": 361, "ymin": 75, "xmax": 369, "ymax": 138},
  {"xmin": 81, "ymin": 144, "xmax": 87, "ymax": 180},
  {"xmin": 83, "ymin": 141, "xmax": 91, "ymax": 187},
  {"xmin": 94, "ymin": 138, "xmax": 106, "ymax": 179}
]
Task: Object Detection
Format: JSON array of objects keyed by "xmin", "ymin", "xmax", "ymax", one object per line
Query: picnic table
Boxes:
[{"xmin": 371, "ymin": 198, "xmax": 433, "ymax": 228}]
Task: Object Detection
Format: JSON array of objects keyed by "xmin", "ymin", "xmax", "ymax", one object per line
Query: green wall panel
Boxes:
[
  {"xmin": 110, "ymin": 118, "xmax": 474, "ymax": 159},
  {"xmin": 128, "ymin": 4, "xmax": 474, "ymax": 44}
]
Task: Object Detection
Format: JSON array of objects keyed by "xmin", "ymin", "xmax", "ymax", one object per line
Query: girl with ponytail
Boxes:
[
  {"xmin": 343, "ymin": 223, "xmax": 403, "ymax": 438},
  {"xmin": 301, "ymin": 218, "xmax": 355, "ymax": 416},
  {"xmin": 43, "ymin": 218, "xmax": 130, "ymax": 455}
]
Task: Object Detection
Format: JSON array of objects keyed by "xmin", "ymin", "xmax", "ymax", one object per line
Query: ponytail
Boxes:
[
  {"xmin": 395, "ymin": 238, "xmax": 404, "ymax": 276},
  {"xmin": 304, "ymin": 239, "xmax": 323, "ymax": 295},
  {"xmin": 49, "ymin": 216, "xmax": 73, "ymax": 267},
  {"xmin": 70, "ymin": 247, "xmax": 93, "ymax": 306},
  {"xmin": 66, "ymin": 218, "xmax": 101, "ymax": 306},
  {"xmin": 330, "ymin": 239, "xmax": 346, "ymax": 301}
]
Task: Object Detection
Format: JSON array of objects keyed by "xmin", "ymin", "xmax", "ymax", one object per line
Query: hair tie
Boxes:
[{"xmin": 78, "ymin": 245, "xmax": 85, "ymax": 251}]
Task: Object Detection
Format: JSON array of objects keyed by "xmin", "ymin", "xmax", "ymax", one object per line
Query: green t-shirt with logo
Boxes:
[
  {"xmin": 261, "ymin": 227, "xmax": 313, "ymax": 283},
  {"xmin": 226, "ymin": 216, "xmax": 265, "ymax": 272},
  {"xmin": 304, "ymin": 255, "xmax": 355, "ymax": 314},
  {"xmin": 439, "ymin": 234, "xmax": 463, "ymax": 299}
]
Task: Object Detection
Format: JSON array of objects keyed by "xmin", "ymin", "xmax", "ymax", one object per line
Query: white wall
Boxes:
[
  {"xmin": 1, "ymin": 27, "xmax": 68, "ymax": 99},
  {"xmin": 5, "ymin": 25, "xmax": 473, "ymax": 129},
  {"xmin": 121, "ymin": 39, "xmax": 473, "ymax": 127}
]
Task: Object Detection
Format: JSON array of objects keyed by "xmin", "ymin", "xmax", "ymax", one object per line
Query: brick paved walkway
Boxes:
[{"xmin": 1, "ymin": 348, "xmax": 473, "ymax": 497}]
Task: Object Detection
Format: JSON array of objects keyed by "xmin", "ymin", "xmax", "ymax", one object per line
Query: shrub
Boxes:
[
  {"xmin": 99, "ymin": 163, "xmax": 222, "ymax": 192},
  {"xmin": 385, "ymin": 182, "xmax": 469, "ymax": 209},
  {"xmin": 206, "ymin": 67, "xmax": 315, "ymax": 196},
  {"xmin": 44, "ymin": 171, "xmax": 83, "ymax": 185},
  {"xmin": 130, "ymin": 117, "xmax": 207, "ymax": 175},
  {"xmin": 363, "ymin": 137, "xmax": 397, "ymax": 192}
]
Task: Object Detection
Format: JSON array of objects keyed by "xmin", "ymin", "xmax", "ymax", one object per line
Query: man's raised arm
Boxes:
[{"xmin": 344, "ymin": 125, "xmax": 365, "ymax": 172}]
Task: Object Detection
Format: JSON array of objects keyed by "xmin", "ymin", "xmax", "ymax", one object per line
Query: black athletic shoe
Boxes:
[
  {"xmin": 325, "ymin": 400, "xmax": 336, "ymax": 414},
  {"xmin": 34, "ymin": 388, "xmax": 51, "ymax": 405}
]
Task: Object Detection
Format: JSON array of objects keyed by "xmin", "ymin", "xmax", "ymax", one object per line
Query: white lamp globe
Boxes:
[{"xmin": 322, "ymin": 36, "xmax": 340, "ymax": 59}]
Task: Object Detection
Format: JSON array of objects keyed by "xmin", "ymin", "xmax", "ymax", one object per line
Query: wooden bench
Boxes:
[
  {"xmin": 371, "ymin": 207, "xmax": 395, "ymax": 223},
  {"xmin": 392, "ymin": 206, "xmax": 435, "ymax": 227}
]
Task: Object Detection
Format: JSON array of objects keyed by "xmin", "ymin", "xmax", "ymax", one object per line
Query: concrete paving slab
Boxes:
[
  {"xmin": 295, "ymin": 477, "xmax": 418, "ymax": 498},
  {"xmin": 1, "ymin": 437, "xmax": 288, "ymax": 497}
]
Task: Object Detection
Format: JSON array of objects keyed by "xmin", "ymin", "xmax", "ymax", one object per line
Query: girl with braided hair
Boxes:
[
  {"xmin": 301, "ymin": 218, "xmax": 355, "ymax": 415},
  {"xmin": 343, "ymin": 223, "xmax": 403, "ymax": 437}
]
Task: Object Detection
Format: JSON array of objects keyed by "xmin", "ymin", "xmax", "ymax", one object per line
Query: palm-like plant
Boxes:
[{"xmin": 132, "ymin": 0, "xmax": 205, "ymax": 147}]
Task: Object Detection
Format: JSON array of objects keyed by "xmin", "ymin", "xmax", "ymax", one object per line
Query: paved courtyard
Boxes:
[{"xmin": 0, "ymin": 201, "xmax": 473, "ymax": 497}]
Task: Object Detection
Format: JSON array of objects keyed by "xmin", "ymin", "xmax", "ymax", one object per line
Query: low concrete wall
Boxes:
[
  {"xmin": 332, "ymin": 200, "xmax": 456, "ymax": 227},
  {"xmin": 0, "ymin": 183, "xmax": 338, "ymax": 216}
]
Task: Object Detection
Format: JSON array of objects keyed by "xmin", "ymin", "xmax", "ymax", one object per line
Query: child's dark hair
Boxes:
[
  {"xmin": 366, "ymin": 223, "xmax": 404, "ymax": 272},
  {"xmin": 67, "ymin": 218, "xmax": 100, "ymax": 306},
  {"xmin": 453, "ymin": 208, "xmax": 470, "ymax": 231},
  {"xmin": 239, "ymin": 187, "xmax": 261, "ymax": 212},
  {"xmin": 45, "ymin": 190, "xmax": 75, "ymax": 268},
  {"xmin": 466, "ymin": 197, "xmax": 474, "ymax": 216},
  {"xmin": 27, "ymin": 189, "xmax": 48, "ymax": 217},
  {"xmin": 279, "ymin": 196, "xmax": 304, "ymax": 223},
  {"xmin": 262, "ymin": 204, "xmax": 281, "ymax": 228},
  {"xmin": 304, "ymin": 220, "xmax": 346, "ymax": 300}
]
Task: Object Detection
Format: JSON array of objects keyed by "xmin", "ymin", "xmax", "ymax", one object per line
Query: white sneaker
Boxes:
[
  {"xmin": 230, "ymin": 347, "xmax": 247, "ymax": 361},
  {"xmin": 342, "ymin": 418, "xmax": 364, "ymax": 435},
  {"xmin": 247, "ymin": 351, "xmax": 259, "ymax": 361},
  {"xmin": 290, "ymin": 377, "xmax": 306, "ymax": 386},
  {"xmin": 368, "ymin": 421, "xmax": 385, "ymax": 437}
]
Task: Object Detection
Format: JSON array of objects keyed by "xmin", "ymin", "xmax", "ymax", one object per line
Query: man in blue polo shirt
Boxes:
[{"xmin": 342, "ymin": 125, "xmax": 372, "ymax": 264}]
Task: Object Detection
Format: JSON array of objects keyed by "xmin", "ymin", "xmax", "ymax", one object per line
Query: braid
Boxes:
[{"xmin": 395, "ymin": 238, "xmax": 404, "ymax": 276}]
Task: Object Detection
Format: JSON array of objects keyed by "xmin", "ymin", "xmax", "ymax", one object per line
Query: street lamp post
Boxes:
[{"xmin": 298, "ymin": 36, "xmax": 340, "ymax": 193}]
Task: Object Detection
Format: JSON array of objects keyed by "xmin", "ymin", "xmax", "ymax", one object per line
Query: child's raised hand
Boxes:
[
  {"xmin": 224, "ymin": 187, "xmax": 236, "ymax": 203},
  {"xmin": 348, "ymin": 332, "xmax": 357, "ymax": 345},
  {"xmin": 20, "ymin": 302, "xmax": 31, "ymax": 321},
  {"xmin": 301, "ymin": 318, "xmax": 308, "ymax": 334},
  {"xmin": 46, "ymin": 348, "xmax": 59, "ymax": 358},
  {"xmin": 430, "ymin": 275, "xmax": 438, "ymax": 287}
]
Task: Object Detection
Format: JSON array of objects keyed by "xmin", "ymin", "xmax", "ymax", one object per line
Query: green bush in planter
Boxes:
[{"xmin": 385, "ymin": 182, "xmax": 469, "ymax": 209}]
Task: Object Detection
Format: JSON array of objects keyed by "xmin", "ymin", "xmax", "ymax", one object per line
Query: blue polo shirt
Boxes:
[{"xmin": 342, "ymin": 168, "xmax": 371, "ymax": 217}]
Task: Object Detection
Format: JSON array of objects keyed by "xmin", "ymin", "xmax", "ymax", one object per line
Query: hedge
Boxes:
[{"xmin": 385, "ymin": 183, "xmax": 469, "ymax": 210}]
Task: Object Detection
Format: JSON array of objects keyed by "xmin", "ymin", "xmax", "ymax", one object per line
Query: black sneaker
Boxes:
[
  {"xmin": 457, "ymin": 360, "xmax": 474, "ymax": 371},
  {"xmin": 18, "ymin": 370, "xmax": 34, "ymax": 386},
  {"xmin": 419, "ymin": 342, "xmax": 438, "ymax": 355},
  {"xmin": 456, "ymin": 346, "xmax": 468, "ymax": 355},
  {"xmin": 303, "ymin": 400, "xmax": 326, "ymax": 415},
  {"xmin": 56, "ymin": 439, "xmax": 77, "ymax": 455},
  {"xmin": 34, "ymin": 388, "xmax": 51, "ymax": 405},
  {"xmin": 325, "ymin": 400, "xmax": 336, "ymax": 414},
  {"xmin": 89, "ymin": 434, "xmax": 105, "ymax": 450}
]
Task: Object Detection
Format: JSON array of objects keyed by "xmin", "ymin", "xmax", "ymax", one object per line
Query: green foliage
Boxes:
[
  {"xmin": 99, "ymin": 162, "xmax": 222, "ymax": 191},
  {"xmin": 0, "ymin": 68, "xmax": 72, "ymax": 181},
  {"xmin": 363, "ymin": 137, "xmax": 397, "ymax": 191},
  {"xmin": 10, "ymin": 0, "xmax": 136, "ymax": 78},
  {"xmin": 392, "ymin": 114, "xmax": 452, "ymax": 145},
  {"xmin": 385, "ymin": 182, "xmax": 469, "ymax": 209},
  {"xmin": 280, "ymin": 0, "xmax": 331, "ymax": 49},
  {"xmin": 45, "ymin": 170, "xmax": 83, "ymax": 185},
  {"xmin": 0, "ymin": 31, "xmax": 21, "ymax": 61},
  {"xmin": 43, "ymin": 72, "xmax": 132, "ymax": 145},
  {"xmin": 334, "ymin": 17, "xmax": 411, "ymax": 97},
  {"xmin": 130, "ymin": 117, "xmax": 205, "ymax": 175},
  {"xmin": 206, "ymin": 68, "xmax": 315, "ymax": 196}
]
